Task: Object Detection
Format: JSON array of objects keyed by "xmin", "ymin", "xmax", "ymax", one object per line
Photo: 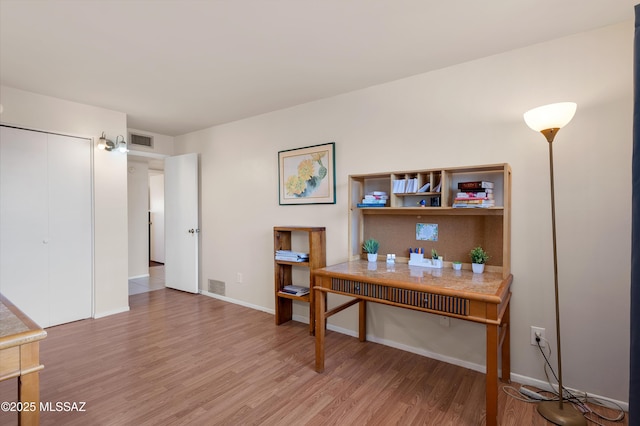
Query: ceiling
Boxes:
[{"xmin": 0, "ymin": 0, "xmax": 636, "ymax": 137}]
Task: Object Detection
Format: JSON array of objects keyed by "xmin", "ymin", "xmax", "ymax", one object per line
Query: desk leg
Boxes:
[
  {"xmin": 358, "ymin": 300, "xmax": 366, "ymax": 342},
  {"xmin": 486, "ymin": 323, "xmax": 499, "ymax": 426},
  {"xmin": 18, "ymin": 342, "xmax": 41, "ymax": 426},
  {"xmin": 502, "ymin": 302, "xmax": 511, "ymax": 383},
  {"xmin": 315, "ymin": 288, "xmax": 326, "ymax": 373}
]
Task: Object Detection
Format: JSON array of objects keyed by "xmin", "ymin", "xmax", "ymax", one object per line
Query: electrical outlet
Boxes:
[
  {"xmin": 530, "ymin": 326, "xmax": 546, "ymax": 347},
  {"xmin": 236, "ymin": 272, "xmax": 243, "ymax": 283}
]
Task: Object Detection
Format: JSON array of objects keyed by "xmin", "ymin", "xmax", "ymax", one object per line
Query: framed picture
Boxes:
[{"xmin": 278, "ymin": 142, "xmax": 336, "ymax": 205}]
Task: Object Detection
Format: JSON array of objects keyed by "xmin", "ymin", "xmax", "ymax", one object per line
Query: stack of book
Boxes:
[
  {"xmin": 357, "ymin": 191, "xmax": 388, "ymax": 207},
  {"xmin": 280, "ymin": 285, "xmax": 310, "ymax": 296},
  {"xmin": 275, "ymin": 250, "xmax": 309, "ymax": 262},
  {"xmin": 452, "ymin": 181, "xmax": 495, "ymax": 208},
  {"xmin": 393, "ymin": 179, "xmax": 441, "ymax": 194},
  {"xmin": 393, "ymin": 178, "xmax": 419, "ymax": 193}
]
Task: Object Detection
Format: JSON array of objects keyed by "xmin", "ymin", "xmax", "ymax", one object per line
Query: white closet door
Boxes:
[
  {"xmin": 0, "ymin": 126, "xmax": 92, "ymax": 327},
  {"xmin": 0, "ymin": 126, "xmax": 50, "ymax": 326},
  {"xmin": 48, "ymin": 133, "xmax": 92, "ymax": 325}
]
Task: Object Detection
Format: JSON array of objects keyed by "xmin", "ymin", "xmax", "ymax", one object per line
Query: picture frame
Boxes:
[{"xmin": 278, "ymin": 142, "xmax": 336, "ymax": 205}]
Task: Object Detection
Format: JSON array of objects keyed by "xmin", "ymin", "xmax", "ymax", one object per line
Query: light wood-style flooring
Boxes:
[
  {"xmin": 0, "ymin": 289, "xmax": 627, "ymax": 425},
  {"xmin": 128, "ymin": 265, "xmax": 165, "ymax": 295}
]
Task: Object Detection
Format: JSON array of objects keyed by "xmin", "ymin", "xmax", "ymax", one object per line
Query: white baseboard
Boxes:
[
  {"xmin": 128, "ymin": 274, "xmax": 150, "ymax": 279},
  {"xmin": 200, "ymin": 290, "xmax": 275, "ymax": 315},
  {"xmin": 208, "ymin": 297, "xmax": 630, "ymax": 411},
  {"xmin": 509, "ymin": 373, "xmax": 628, "ymax": 411},
  {"xmin": 93, "ymin": 306, "xmax": 129, "ymax": 319}
]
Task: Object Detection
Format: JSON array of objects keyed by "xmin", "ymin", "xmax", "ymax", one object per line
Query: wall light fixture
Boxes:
[{"xmin": 98, "ymin": 132, "xmax": 128, "ymax": 153}]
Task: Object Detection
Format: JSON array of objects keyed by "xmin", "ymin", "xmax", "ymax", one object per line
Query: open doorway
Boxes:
[
  {"xmin": 149, "ymin": 170, "xmax": 165, "ymax": 267},
  {"xmin": 127, "ymin": 151, "xmax": 200, "ymax": 294},
  {"xmin": 127, "ymin": 154, "xmax": 166, "ymax": 295},
  {"xmin": 127, "ymin": 154, "xmax": 166, "ymax": 270}
]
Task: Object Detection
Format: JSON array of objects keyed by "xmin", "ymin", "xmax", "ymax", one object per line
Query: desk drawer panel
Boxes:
[
  {"xmin": 390, "ymin": 289, "xmax": 469, "ymax": 316},
  {"xmin": 330, "ymin": 278, "xmax": 469, "ymax": 316},
  {"xmin": 331, "ymin": 279, "xmax": 389, "ymax": 300}
]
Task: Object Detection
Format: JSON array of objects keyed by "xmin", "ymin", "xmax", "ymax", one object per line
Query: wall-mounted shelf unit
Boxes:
[
  {"xmin": 349, "ymin": 163, "xmax": 511, "ymax": 278},
  {"xmin": 274, "ymin": 226, "xmax": 326, "ymax": 334}
]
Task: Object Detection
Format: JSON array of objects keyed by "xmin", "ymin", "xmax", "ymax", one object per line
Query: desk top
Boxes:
[
  {"xmin": 313, "ymin": 260, "xmax": 512, "ymax": 304},
  {"xmin": 0, "ymin": 294, "xmax": 47, "ymax": 350}
]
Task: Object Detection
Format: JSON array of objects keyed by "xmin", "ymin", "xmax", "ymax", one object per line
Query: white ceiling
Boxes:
[{"xmin": 0, "ymin": 0, "xmax": 636, "ymax": 136}]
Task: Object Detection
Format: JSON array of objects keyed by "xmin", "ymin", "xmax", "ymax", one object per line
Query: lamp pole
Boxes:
[{"xmin": 524, "ymin": 103, "xmax": 585, "ymax": 426}]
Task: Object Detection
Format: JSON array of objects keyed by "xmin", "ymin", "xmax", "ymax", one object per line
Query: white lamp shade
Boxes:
[{"xmin": 523, "ymin": 102, "xmax": 577, "ymax": 132}]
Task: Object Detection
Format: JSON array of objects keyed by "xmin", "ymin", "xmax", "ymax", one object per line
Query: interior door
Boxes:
[{"xmin": 164, "ymin": 153, "xmax": 199, "ymax": 293}]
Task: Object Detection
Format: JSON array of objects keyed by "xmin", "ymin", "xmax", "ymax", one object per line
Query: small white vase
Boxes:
[
  {"xmin": 452, "ymin": 263, "xmax": 462, "ymax": 271},
  {"xmin": 472, "ymin": 263, "xmax": 485, "ymax": 273},
  {"xmin": 367, "ymin": 253, "xmax": 377, "ymax": 262}
]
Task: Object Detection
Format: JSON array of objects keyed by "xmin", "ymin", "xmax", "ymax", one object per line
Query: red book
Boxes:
[{"xmin": 457, "ymin": 181, "xmax": 494, "ymax": 190}]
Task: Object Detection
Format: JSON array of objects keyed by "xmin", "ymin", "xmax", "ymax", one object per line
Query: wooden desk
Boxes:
[
  {"xmin": 313, "ymin": 261, "xmax": 512, "ymax": 426},
  {"xmin": 0, "ymin": 293, "xmax": 47, "ymax": 426}
]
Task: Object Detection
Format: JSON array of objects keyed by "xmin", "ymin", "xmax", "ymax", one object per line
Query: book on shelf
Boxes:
[
  {"xmin": 280, "ymin": 285, "xmax": 310, "ymax": 296},
  {"xmin": 363, "ymin": 194, "xmax": 388, "ymax": 200},
  {"xmin": 417, "ymin": 182, "xmax": 431, "ymax": 192},
  {"xmin": 275, "ymin": 250, "xmax": 309, "ymax": 262},
  {"xmin": 458, "ymin": 181, "xmax": 494, "ymax": 190},
  {"xmin": 452, "ymin": 198, "xmax": 496, "ymax": 208},
  {"xmin": 392, "ymin": 179, "xmax": 406, "ymax": 193},
  {"xmin": 455, "ymin": 191, "xmax": 494, "ymax": 199},
  {"xmin": 357, "ymin": 203, "xmax": 386, "ymax": 208},
  {"xmin": 393, "ymin": 178, "xmax": 419, "ymax": 193},
  {"xmin": 406, "ymin": 178, "xmax": 418, "ymax": 193},
  {"xmin": 360, "ymin": 191, "xmax": 388, "ymax": 207}
]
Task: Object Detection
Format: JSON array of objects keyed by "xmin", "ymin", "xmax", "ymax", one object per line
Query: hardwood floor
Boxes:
[{"xmin": 0, "ymin": 289, "xmax": 627, "ymax": 425}]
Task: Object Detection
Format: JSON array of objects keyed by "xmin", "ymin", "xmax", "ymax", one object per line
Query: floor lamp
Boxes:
[{"xmin": 523, "ymin": 102, "xmax": 586, "ymax": 426}]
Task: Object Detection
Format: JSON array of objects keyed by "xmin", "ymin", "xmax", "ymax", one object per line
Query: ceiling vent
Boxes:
[{"xmin": 129, "ymin": 132, "xmax": 154, "ymax": 148}]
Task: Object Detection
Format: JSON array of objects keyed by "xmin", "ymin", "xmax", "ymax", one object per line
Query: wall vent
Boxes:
[
  {"xmin": 129, "ymin": 132, "xmax": 154, "ymax": 148},
  {"xmin": 208, "ymin": 279, "xmax": 226, "ymax": 296}
]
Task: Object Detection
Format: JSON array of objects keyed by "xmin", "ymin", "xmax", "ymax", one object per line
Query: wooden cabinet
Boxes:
[
  {"xmin": 274, "ymin": 226, "xmax": 326, "ymax": 334},
  {"xmin": 349, "ymin": 163, "xmax": 511, "ymax": 278}
]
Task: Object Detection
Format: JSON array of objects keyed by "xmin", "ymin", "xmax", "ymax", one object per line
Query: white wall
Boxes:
[
  {"xmin": 175, "ymin": 21, "xmax": 632, "ymax": 403},
  {"xmin": 149, "ymin": 173, "xmax": 165, "ymax": 263},
  {"xmin": 0, "ymin": 86, "xmax": 129, "ymax": 318},
  {"xmin": 127, "ymin": 160, "xmax": 149, "ymax": 278}
]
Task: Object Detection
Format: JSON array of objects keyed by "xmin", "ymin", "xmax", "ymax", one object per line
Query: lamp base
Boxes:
[{"xmin": 537, "ymin": 401, "xmax": 586, "ymax": 426}]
